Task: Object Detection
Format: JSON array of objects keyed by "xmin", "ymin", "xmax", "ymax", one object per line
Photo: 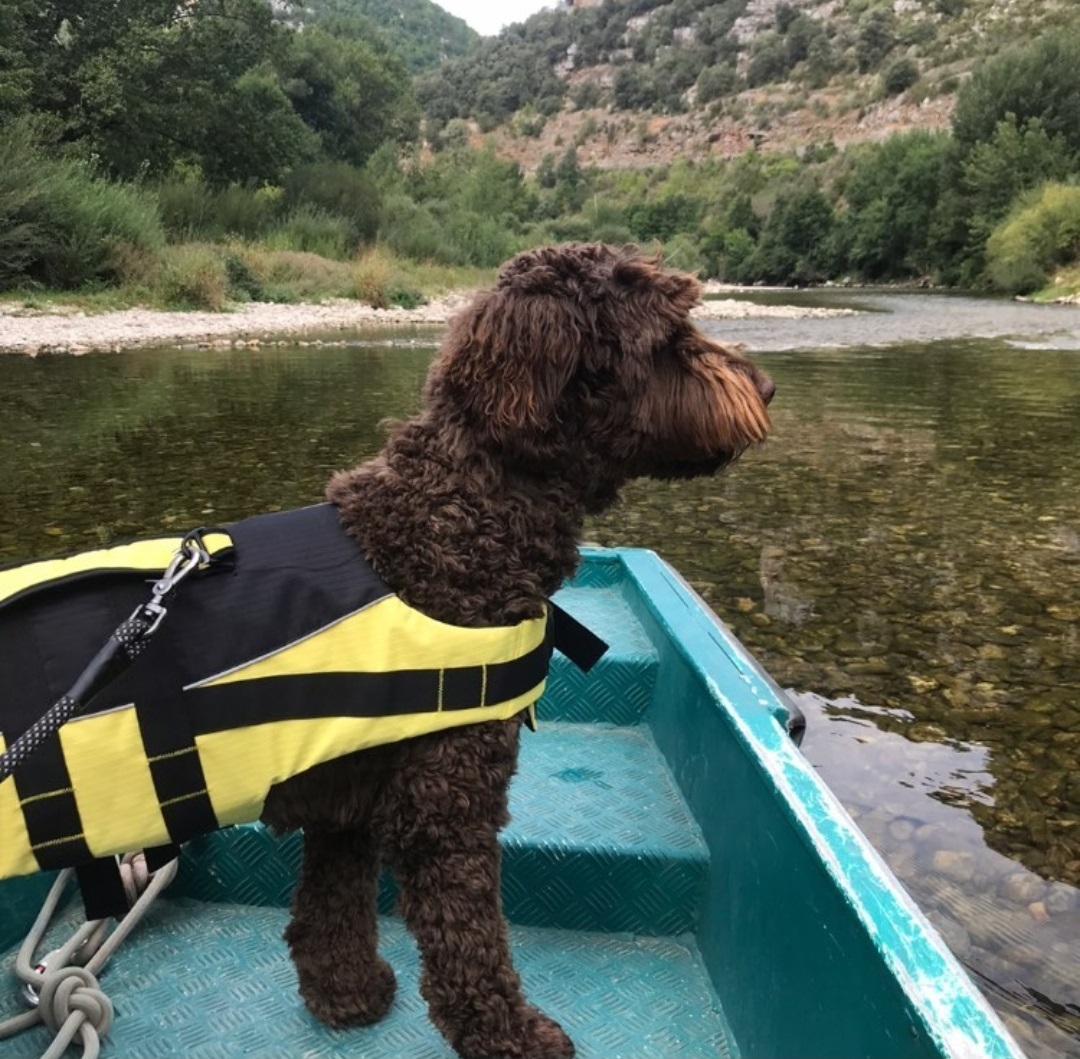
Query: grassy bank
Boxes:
[{"xmin": 1, "ymin": 244, "xmax": 493, "ymax": 316}]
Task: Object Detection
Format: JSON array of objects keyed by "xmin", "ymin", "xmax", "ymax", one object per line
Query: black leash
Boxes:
[{"xmin": 0, "ymin": 530, "xmax": 213, "ymax": 783}]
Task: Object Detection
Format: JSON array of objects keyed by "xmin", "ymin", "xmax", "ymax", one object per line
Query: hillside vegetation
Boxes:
[
  {"xmin": 418, "ymin": 0, "xmax": 1074, "ymax": 164},
  {"xmin": 1, "ymin": 0, "xmax": 1079, "ymax": 308},
  {"xmin": 278, "ymin": 0, "xmax": 477, "ymax": 72}
]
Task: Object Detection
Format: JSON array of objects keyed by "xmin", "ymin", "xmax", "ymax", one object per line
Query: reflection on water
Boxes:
[
  {"xmin": 0, "ymin": 300, "xmax": 1078, "ymax": 1056},
  {"xmin": 795, "ymin": 693, "xmax": 1080, "ymax": 1057}
]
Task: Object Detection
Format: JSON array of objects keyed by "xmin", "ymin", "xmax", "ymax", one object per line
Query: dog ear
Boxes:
[
  {"xmin": 609, "ymin": 255, "xmax": 702, "ymax": 355},
  {"xmin": 613, "ymin": 256, "xmax": 701, "ymax": 315},
  {"xmin": 433, "ymin": 285, "xmax": 583, "ymax": 444}
]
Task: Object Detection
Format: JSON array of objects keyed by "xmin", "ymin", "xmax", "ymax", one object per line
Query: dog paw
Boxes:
[
  {"xmin": 300, "ymin": 956, "xmax": 397, "ymax": 1028},
  {"xmin": 451, "ymin": 1004, "xmax": 575, "ymax": 1059}
]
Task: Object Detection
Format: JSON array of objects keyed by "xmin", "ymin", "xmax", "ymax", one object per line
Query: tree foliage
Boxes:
[
  {"xmin": 952, "ymin": 32, "xmax": 1080, "ymax": 156},
  {"xmin": 282, "ymin": 0, "xmax": 477, "ymax": 74},
  {"xmin": 0, "ymin": 0, "xmax": 415, "ymax": 185}
]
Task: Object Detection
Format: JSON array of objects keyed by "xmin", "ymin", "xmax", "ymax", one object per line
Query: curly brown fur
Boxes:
[{"xmin": 261, "ymin": 243, "xmax": 773, "ymax": 1059}]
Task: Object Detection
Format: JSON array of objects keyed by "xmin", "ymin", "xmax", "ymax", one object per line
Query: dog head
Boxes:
[{"xmin": 425, "ymin": 243, "xmax": 773, "ymax": 505}]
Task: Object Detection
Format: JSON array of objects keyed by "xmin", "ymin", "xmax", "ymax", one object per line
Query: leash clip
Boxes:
[
  {"xmin": 138, "ymin": 531, "xmax": 213, "ymax": 636},
  {"xmin": 152, "ymin": 531, "xmax": 211, "ymax": 600}
]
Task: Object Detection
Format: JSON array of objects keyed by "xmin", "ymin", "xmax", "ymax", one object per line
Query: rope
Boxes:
[{"xmin": 0, "ymin": 852, "xmax": 177, "ymax": 1059}]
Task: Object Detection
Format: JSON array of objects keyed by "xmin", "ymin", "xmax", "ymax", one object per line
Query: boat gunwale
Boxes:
[{"xmin": 584, "ymin": 545, "xmax": 1025, "ymax": 1059}]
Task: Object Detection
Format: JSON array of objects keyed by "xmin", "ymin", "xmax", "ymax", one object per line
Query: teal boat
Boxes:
[{"xmin": 0, "ymin": 548, "xmax": 1023, "ymax": 1059}]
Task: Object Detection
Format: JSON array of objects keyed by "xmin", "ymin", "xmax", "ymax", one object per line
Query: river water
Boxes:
[{"xmin": 1, "ymin": 291, "xmax": 1078, "ymax": 1056}]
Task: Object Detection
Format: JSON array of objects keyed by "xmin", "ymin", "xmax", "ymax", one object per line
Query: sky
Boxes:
[{"xmin": 435, "ymin": 0, "xmax": 557, "ymax": 37}]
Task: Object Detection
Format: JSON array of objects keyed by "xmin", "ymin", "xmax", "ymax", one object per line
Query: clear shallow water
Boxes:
[{"xmin": 1, "ymin": 297, "xmax": 1078, "ymax": 1056}]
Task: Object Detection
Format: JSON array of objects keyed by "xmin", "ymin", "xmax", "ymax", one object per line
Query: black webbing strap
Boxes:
[
  {"xmin": 185, "ymin": 635, "xmax": 556, "ymax": 733},
  {"xmin": 75, "ymin": 858, "xmax": 130, "ymax": 921},
  {"xmin": 549, "ymin": 601, "xmax": 609, "ymax": 672},
  {"xmin": 137, "ymin": 648, "xmax": 219, "ymax": 848},
  {"xmin": 13, "ymin": 735, "xmax": 92, "ymax": 872}
]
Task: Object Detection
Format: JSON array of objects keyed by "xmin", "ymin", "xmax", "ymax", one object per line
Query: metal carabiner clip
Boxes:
[{"xmin": 152, "ymin": 530, "xmax": 211, "ymax": 600}]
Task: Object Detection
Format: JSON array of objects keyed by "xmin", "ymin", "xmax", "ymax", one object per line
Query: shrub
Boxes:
[
  {"xmin": 882, "ymin": 58, "xmax": 919, "ymax": 96},
  {"xmin": 266, "ymin": 206, "xmax": 353, "ymax": 259},
  {"xmin": 856, "ymin": 9, "xmax": 897, "ymax": 73},
  {"xmin": 0, "ymin": 125, "xmax": 165, "ymax": 290},
  {"xmin": 352, "ymin": 245, "xmax": 395, "ymax": 307},
  {"xmin": 986, "ymin": 182, "xmax": 1080, "ymax": 293},
  {"xmin": 696, "ymin": 64, "xmax": 737, "ymax": 104},
  {"xmin": 282, "ymin": 163, "xmax": 381, "ymax": 246},
  {"xmin": 156, "ymin": 244, "xmax": 228, "ymax": 310},
  {"xmin": 747, "ymin": 34, "xmax": 792, "ymax": 87},
  {"xmin": 214, "ymin": 184, "xmax": 280, "ymax": 240},
  {"xmin": 571, "ymin": 81, "xmax": 603, "ymax": 110},
  {"xmin": 157, "ymin": 179, "xmax": 217, "ymax": 240},
  {"xmin": 352, "ymin": 246, "xmax": 424, "ymax": 308}
]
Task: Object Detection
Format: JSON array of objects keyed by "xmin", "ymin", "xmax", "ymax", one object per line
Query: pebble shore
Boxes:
[{"xmin": 0, "ymin": 292, "xmax": 858, "ymax": 355}]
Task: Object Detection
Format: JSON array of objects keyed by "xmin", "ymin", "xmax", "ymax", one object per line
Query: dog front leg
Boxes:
[
  {"xmin": 285, "ymin": 826, "xmax": 397, "ymax": 1027},
  {"xmin": 391, "ymin": 833, "xmax": 574, "ymax": 1059}
]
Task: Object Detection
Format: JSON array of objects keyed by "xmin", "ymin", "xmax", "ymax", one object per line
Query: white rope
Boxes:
[{"xmin": 0, "ymin": 852, "xmax": 177, "ymax": 1059}]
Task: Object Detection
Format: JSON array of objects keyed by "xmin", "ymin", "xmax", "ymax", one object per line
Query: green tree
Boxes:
[
  {"xmin": 960, "ymin": 117, "xmax": 1075, "ymax": 249},
  {"xmin": 750, "ymin": 185, "xmax": 837, "ymax": 284},
  {"xmin": 838, "ymin": 131, "xmax": 950, "ymax": 279},
  {"xmin": 856, "ymin": 8, "xmax": 897, "ymax": 73},
  {"xmin": 279, "ymin": 25, "xmax": 416, "ymax": 168},
  {"xmin": 952, "ymin": 32, "xmax": 1080, "ymax": 155}
]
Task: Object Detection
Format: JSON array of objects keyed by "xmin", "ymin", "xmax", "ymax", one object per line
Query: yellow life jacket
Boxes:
[{"xmin": 0, "ymin": 504, "xmax": 562, "ymax": 893}]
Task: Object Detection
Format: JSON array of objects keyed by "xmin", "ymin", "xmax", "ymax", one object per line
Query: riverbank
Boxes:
[{"xmin": 0, "ymin": 292, "xmax": 859, "ymax": 355}]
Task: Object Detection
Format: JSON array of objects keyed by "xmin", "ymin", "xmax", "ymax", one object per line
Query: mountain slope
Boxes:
[{"xmin": 417, "ymin": 0, "xmax": 1074, "ymax": 167}]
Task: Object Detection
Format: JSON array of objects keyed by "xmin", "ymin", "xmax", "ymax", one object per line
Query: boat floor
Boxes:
[{"xmin": 1, "ymin": 900, "xmax": 737, "ymax": 1059}]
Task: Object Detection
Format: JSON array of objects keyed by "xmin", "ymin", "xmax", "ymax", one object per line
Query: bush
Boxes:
[
  {"xmin": 214, "ymin": 184, "xmax": 280, "ymax": 240},
  {"xmin": 986, "ymin": 182, "xmax": 1080, "ymax": 293},
  {"xmin": 882, "ymin": 58, "xmax": 919, "ymax": 96},
  {"xmin": 282, "ymin": 163, "xmax": 381, "ymax": 246},
  {"xmin": 156, "ymin": 179, "xmax": 217, "ymax": 240},
  {"xmin": 156, "ymin": 244, "xmax": 228, "ymax": 310},
  {"xmin": 0, "ymin": 125, "xmax": 165, "ymax": 290},
  {"xmin": 856, "ymin": 9, "xmax": 897, "ymax": 73},
  {"xmin": 747, "ymin": 34, "xmax": 792, "ymax": 87},
  {"xmin": 351, "ymin": 246, "xmax": 425, "ymax": 308},
  {"xmin": 696, "ymin": 64, "xmax": 737, "ymax": 104},
  {"xmin": 266, "ymin": 206, "xmax": 353, "ymax": 259}
]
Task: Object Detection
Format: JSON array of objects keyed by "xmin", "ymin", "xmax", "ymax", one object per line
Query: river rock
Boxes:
[
  {"xmin": 925, "ymin": 910, "xmax": 971, "ymax": 957},
  {"xmin": 913, "ymin": 823, "xmax": 952, "ymax": 852},
  {"xmin": 1000, "ymin": 871, "xmax": 1048, "ymax": 905},
  {"xmin": 932, "ymin": 850, "xmax": 977, "ymax": 883},
  {"xmin": 1045, "ymin": 882, "xmax": 1078, "ymax": 915}
]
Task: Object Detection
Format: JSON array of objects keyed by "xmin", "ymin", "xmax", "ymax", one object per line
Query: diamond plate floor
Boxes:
[
  {"xmin": 540, "ymin": 586, "xmax": 658, "ymax": 724},
  {"xmin": 503, "ymin": 723, "xmax": 708, "ymax": 934},
  {"xmin": 172, "ymin": 724, "xmax": 708, "ymax": 936},
  {"xmin": 0, "ymin": 902, "xmax": 738, "ymax": 1059}
]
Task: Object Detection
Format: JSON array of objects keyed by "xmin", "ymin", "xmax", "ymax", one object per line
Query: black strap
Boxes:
[
  {"xmin": 75, "ymin": 858, "xmax": 130, "ymax": 921},
  {"xmin": 185, "ymin": 634, "xmax": 555, "ymax": 733},
  {"xmin": 13, "ymin": 734, "xmax": 92, "ymax": 872},
  {"xmin": 549, "ymin": 602, "xmax": 609, "ymax": 672},
  {"xmin": 136, "ymin": 640, "xmax": 219, "ymax": 847}
]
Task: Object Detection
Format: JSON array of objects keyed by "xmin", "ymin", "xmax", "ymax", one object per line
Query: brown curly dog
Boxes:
[{"xmin": 260, "ymin": 243, "xmax": 774, "ymax": 1059}]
